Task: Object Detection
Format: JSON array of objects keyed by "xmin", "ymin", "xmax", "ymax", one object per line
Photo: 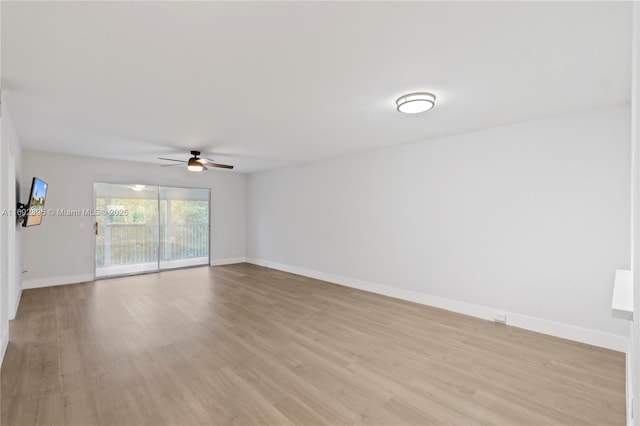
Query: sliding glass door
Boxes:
[
  {"xmin": 95, "ymin": 183, "xmax": 210, "ymax": 278},
  {"xmin": 95, "ymin": 184, "xmax": 159, "ymax": 277},
  {"xmin": 159, "ymin": 187, "xmax": 210, "ymax": 270}
]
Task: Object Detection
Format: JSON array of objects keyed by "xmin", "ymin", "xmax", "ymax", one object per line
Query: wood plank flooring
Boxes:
[{"xmin": 1, "ymin": 263, "xmax": 626, "ymax": 425}]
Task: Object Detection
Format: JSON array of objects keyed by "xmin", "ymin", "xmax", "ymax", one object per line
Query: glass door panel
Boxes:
[
  {"xmin": 159, "ymin": 187, "xmax": 210, "ymax": 270},
  {"xmin": 95, "ymin": 183, "xmax": 159, "ymax": 278},
  {"xmin": 95, "ymin": 184, "xmax": 210, "ymax": 278}
]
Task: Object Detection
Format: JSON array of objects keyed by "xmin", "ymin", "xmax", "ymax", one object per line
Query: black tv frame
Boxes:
[{"xmin": 18, "ymin": 177, "xmax": 48, "ymax": 227}]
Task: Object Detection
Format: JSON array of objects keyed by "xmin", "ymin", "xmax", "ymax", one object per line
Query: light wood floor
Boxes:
[{"xmin": 1, "ymin": 263, "xmax": 625, "ymax": 426}]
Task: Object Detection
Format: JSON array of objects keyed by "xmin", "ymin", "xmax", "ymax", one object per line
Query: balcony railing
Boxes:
[
  {"xmin": 160, "ymin": 224, "xmax": 209, "ymax": 261},
  {"xmin": 96, "ymin": 223, "xmax": 209, "ymax": 268}
]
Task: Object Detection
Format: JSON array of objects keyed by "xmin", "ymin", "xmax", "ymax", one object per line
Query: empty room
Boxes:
[{"xmin": 1, "ymin": 1, "xmax": 640, "ymax": 425}]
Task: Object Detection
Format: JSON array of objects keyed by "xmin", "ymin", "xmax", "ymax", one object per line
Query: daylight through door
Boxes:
[{"xmin": 95, "ymin": 183, "xmax": 210, "ymax": 278}]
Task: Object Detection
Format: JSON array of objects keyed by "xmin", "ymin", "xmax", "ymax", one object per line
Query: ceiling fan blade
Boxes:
[
  {"xmin": 158, "ymin": 157, "xmax": 187, "ymax": 163},
  {"xmin": 200, "ymin": 158, "xmax": 234, "ymax": 169},
  {"xmin": 208, "ymin": 163, "xmax": 234, "ymax": 170},
  {"xmin": 158, "ymin": 153, "xmax": 232, "ymax": 171}
]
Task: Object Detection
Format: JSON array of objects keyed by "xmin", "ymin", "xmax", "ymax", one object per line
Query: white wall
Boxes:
[
  {"xmin": 20, "ymin": 151, "xmax": 246, "ymax": 288},
  {"xmin": 0, "ymin": 99, "xmax": 23, "ymax": 364},
  {"xmin": 248, "ymin": 104, "xmax": 630, "ymax": 350}
]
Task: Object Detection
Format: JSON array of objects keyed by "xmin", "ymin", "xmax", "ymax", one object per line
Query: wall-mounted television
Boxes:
[{"xmin": 23, "ymin": 177, "xmax": 48, "ymax": 227}]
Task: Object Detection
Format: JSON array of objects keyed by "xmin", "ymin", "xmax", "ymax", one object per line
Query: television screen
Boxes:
[{"xmin": 23, "ymin": 177, "xmax": 48, "ymax": 227}]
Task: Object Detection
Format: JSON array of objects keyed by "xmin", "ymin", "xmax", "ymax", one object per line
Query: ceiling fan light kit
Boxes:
[
  {"xmin": 187, "ymin": 157, "xmax": 205, "ymax": 172},
  {"xmin": 396, "ymin": 92, "xmax": 436, "ymax": 114}
]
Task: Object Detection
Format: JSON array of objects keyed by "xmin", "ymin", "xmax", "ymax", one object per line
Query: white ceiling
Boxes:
[{"xmin": 1, "ymin": 1, "xmax": 632, "ymax": 173}]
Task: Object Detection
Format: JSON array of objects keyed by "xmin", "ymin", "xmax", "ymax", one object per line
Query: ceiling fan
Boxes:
[{"xmin": 158, "ymin": 151, "xmax": 234, "ymax": 172}]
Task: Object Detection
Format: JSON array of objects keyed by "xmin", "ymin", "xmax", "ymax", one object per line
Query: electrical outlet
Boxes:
[{"xmin": 494, "ymin": 312, "xmax": 507, "ymax": 324}]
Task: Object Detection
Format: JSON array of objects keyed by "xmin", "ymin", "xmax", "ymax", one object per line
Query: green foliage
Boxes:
[
  {"xmin": 95, "ymin": 194, "xmax": 209, "ymax": 268},
  {"xmin": 168, "ymin": 200, "xmax": 208, "ymax": 224}
]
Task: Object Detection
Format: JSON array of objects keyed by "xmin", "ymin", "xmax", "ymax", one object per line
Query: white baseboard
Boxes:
[
  {"xmin": 2, "ymin": 290, "xmax": 23, "ymax": 368},
  {"xmin": 21, "ymin": 260, "xmax": 250, "ymax": 289},
  {"xmin": 22, "ymin": 273, "xmax": 95, "ymax": 290},
  {"xmin": 1, "ymin": 327, "xmax": 7, "ymax": 368},
  {"xmin": 626, "ymin": 323, "xmax": 634, "ymax": 426},
  {"xmin": 246, "ymin": 258, "xmax": 628, "ymax": 353},
  {"xmin": 9, "ymin": 289, "xmax": 21, "ymax": 320},
  {"xmin": 211, "ymin": 257, "xmax": 247, "ymax": 266}
]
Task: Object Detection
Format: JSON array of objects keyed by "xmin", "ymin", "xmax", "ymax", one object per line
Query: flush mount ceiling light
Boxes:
[{"xmin": 396, "ymin": 92, "xmax": 436, "ymax": 114}]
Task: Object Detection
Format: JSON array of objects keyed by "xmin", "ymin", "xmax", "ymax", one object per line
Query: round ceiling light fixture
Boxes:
[{"xmin": 396, "ymin": 92, "xmax": 436, "ymax": 114}]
